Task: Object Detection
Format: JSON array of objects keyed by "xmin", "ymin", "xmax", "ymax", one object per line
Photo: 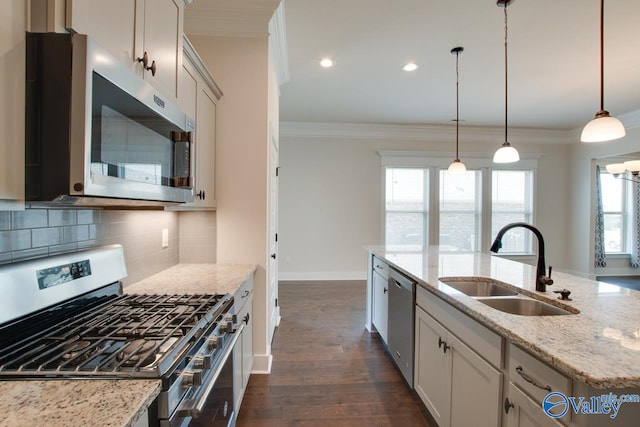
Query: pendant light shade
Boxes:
[
  {"xmin": 581, "ymin": 0, "xmax": 625, "ymax": 143},
  {"xmin": 493, "ymin": 0, "xmax": 519, "ymax": 164},
  {"xmin": 581, "ymin": 112, "xmax": 626, "ymax": 143},
  {"xmin": 448, "ymin": 46, "xmax": 466, "ymax": 174},
  {"xmin": 493, "ymin": 142, "xmax": 520, "ymax": 163}
]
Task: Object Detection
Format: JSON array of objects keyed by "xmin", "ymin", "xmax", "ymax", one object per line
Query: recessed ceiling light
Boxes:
[
  {"xmin": 402, "ymin": 62, "xmax": 418, "ymax": 72},
  {"xmin": 320, "ymin": 58, "xmax": 334, "ymax": 68}
]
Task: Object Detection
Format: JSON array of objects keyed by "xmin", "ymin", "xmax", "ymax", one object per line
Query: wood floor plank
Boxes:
[{"xmin": 236, "ymin": 281, "xmax": 433, "ymax": 427}]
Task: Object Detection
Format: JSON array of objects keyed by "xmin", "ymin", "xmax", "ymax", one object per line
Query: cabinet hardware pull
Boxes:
[
  {"xmin": 147, "ymin": 60, "xmax": 156, "ymax": 76},
  {"xmin": 271, "ymin": 253, "xmax": 277, "ymax": 259},
  {"xmin": 137, "ymin": 51, "xmax": 149, "ymax": 68},
  {"xmin": 376, "ymin": 264, "xmax": 383, "ymax": 269},
  {"xmin": 438, "ymin": 337, "xmax": 450, "ymax": 353},
  {"xmin": 504, "ymin": 398, "xmax": 515, "ymax": 414},
  {"xmin": 383, "ymin": 287, "xmax": 388, "ymax": 294},
  {"xmin": 243, "ymin": 313, "xmax": 250, "ymax": 324},
  {"xmin": 241, "ymin": 290, "xmax": 250, "ymax": 299},
  {"xmin": 196, "ymin": 190, "xmax": 206, "ymax": 200},
  {"xmin": 515, "ymin": 366, "xmax": 552, "ymax": 392}
]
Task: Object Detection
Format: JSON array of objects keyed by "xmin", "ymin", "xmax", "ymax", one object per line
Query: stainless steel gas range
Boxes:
[{"xmin": 0, "ymin": 245, "xmax": 240, "ymax": 427}]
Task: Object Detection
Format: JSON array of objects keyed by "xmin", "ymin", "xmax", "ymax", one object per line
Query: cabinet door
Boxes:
[
  {"xmin": 65, "ymin": 0, "xmax": 140, "ymax": 74},
  {"xmin": 142, "ymin": 0, "xmax": 182, "ymax": 99},
  {"xmin": 371, "ymin": 270, "xmax": 388, "ymax": 343},
  {"xmin": 192, "ymin": 84, "xmax": 217, "ymax": 208},
  {"xmin": 242, "ymin": 294, "xmax": 254, "ymax": 389},
  {"xmin": 505, "ymin": 382, "xmax": 565, "ymax": 427},
  {"xmin": 449, "ymin": 333, "xmax": 502, "ymax": 427},
  {"xmin": 415, "ymin": 306, "xmax": 451, "ymax": 427},
  {"xmin": 0, "ymin": 0, "xmax": 26, "ymax": 205}
]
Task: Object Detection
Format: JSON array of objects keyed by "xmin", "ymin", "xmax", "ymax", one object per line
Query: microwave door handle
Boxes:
[{"xmin": 172, "ymin": 131, "xmax": 193, "ymax": 188}]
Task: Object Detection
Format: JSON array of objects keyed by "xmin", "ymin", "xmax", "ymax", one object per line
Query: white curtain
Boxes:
[{"xmin": 594, "ymin": 166, "xmax": 607, "ymax": 268}]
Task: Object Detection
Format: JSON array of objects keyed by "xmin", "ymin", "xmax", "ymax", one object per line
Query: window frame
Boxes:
[
  {"xmin": 384, "ymin": 167, "xmax": 429, "ymax": 248},
  {"xmin": 598, "ymin": 165, "xmax": 630, "ymax": 255},
  {"xmin": 380, "ymin": 151, "xmax": 538, "ymax": 254}
]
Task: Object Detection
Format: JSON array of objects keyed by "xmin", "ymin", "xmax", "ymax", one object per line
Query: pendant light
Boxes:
[
  {"xmin": 580, "ymin": 0, "xmax": 625, "ymax": 143},
  {"xmin": 448, "ymin": 47, "xmax": 466, "ymax": 174},
  {"xmin": 493, "ymin": 0, "xmax": 520, "ymax": 164}
]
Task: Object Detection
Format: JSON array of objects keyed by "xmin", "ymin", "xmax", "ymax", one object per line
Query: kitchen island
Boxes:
[
  {"xmin": 367, "ymin": 246, "xmax": 640, "ymax": 427},
  {"xmin": 0, "ymin": 263, "xmax": 255, "ymax": 427}
]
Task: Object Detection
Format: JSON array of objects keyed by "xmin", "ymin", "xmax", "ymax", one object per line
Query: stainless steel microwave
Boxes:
[{"xmin": 25, "ymin": 32, "xmax": 195, "ymax": 206}]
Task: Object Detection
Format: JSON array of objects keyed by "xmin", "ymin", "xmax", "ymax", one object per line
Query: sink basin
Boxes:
[
  {"xmin": 476, "ymin": 297, "xmax": 577, "ymax": 316},
  {"xmin": 439, "ymin": 277, "xmax": 518, "ymax": 297}
]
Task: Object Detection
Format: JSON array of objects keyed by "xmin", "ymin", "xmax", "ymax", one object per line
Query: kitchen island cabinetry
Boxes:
[
  {"xmin": 415, "ymin": 286, "xmax": 502, "ymax": 427},
  {"xmin": 172, "ymin": 38, "xmax": 223, "ymax": 210},
  {"xmin": 371, "ymin": 255, "xmax": 389, "ymax": 343},
  {"xmin": 366, "ymin": 247, "xmax": 640, "ymax": 427},
  {"xmin": 233, "ymin": 275, "xmax": 254, "ymax": 414},
  {"xmin": 65, "ymin": 0, "xmax": 184, "ymax": 101}
]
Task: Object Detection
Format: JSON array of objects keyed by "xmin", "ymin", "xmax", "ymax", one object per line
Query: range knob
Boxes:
[
  {"xmin": 182, "ymin": 370, "xmax": 203, "ymax": 388},
  {"xmin": 193, "ymin": 354, "xmax": 212, "ymax": 369},
  {"xmin": 208, "ymin": 335, "xmax": 223, "ymax": 351},
  {"xmin": 221, "ymin": 313, "xmax": 236, "ymax": 332}
]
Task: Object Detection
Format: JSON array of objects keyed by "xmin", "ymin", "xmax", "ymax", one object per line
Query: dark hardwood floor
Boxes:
[{"xmin": 236, "ymin": 280, "xmax": 433, "ymax": 427}]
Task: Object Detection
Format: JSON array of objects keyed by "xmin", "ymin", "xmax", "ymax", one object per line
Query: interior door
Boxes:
[{"xmin": 268, "ymin": 131, "xmax": 279, "ymax": 343}]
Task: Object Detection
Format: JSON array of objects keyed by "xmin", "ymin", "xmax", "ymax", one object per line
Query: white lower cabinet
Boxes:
[
  {"xmin": 371, "ymin": 269, "xmax": 389, "ymax": 343},
  {"xmin": 415, "ymin": 305, "xmax": 502, "ymax": 427},
  {"xmin": 233, "ymin": 276, "xmax": 254, "ymax": 414},
  {"xmin": 504, "ymin": 382, "xmax": 564, "ymax": 427}
]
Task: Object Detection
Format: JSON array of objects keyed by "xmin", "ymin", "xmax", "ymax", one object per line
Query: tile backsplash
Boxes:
[{"xmin": 0, "ymin": 207, "xmax": 215, "ymax": 286}]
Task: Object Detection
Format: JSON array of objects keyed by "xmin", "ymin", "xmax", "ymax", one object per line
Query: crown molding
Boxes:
[
  {"xmin": 268, "ymin": 2, "xmax": 289, "ymax": 86},
  {"xmin": 183, "ymin": 36, "xmax": 223, "ymax": 99},
  {"xmin": 280, "ymin": 121, "xmax": 571, "ymax": 145},
  {"xmin": 184, "ymin": 0, "xmax": 281, "ymax": 37}
]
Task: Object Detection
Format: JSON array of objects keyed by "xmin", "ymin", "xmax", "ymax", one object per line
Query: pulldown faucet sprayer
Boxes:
[{"xmin": 490, "ymin": 222, "xmax": 554, "ymax": 292}]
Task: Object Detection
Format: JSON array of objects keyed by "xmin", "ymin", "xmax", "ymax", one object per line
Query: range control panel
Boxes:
[{"xmin": 36, "ymin": 259, "xmax": 92, "ymax": 290}]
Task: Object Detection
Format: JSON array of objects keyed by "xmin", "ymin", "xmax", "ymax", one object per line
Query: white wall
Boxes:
[
  {"xmin": 279, "ymin": 123, "xmax": 571, "ymax": 280},
  {"xmin": 188, "ymin": 35, "xmax": 272, "ymax": 372}
]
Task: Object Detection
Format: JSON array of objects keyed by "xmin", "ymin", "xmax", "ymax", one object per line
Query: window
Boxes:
[
  {"xmin": 491, "ymin": 170, "xmax": 534, "ymax": 253},
  {"xmin": 385, "ymin": 168, "xmax": 428, "ymax": 247},
  {"xmin": 383, "ymin": 161, "xmax": 535, "ymax": 253},
  {"xmin": 600, "ymin": 170, "xmax": 627, "ymax": 253},
  {"xmin": 439, "ymin": 170, "xmax": 480, "ymax": 251}
]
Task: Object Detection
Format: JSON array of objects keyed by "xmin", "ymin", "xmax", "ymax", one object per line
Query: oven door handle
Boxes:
[{"xmin": 182, "ymin": 323, "xmax": 244, "ymax": 419}]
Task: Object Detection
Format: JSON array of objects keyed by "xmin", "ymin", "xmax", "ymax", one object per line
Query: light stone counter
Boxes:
[
  {"xmin": 368, "ymin": 246, "xmax": 640, "ymax": 389},
  {"xmin": 0, "ymin": 379, "xmax": 160, "ymax": 427},
  {"xmin": 124, "ymin": 263, "xmax": 256, "ymax": 295}
]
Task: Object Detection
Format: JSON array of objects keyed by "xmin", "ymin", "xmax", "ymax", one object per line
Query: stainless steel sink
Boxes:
[
  {"xmin": 439, "ymin": 277, "xmax": 518, "ymax": 297},
  {"xmin": 476, "ymin": 297, "xmax": 577, "ymax": 316}
]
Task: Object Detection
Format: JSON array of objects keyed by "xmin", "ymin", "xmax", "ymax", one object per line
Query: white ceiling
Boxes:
[{"xmin": 278, "ymin": 0, "xmax": 640, "ymax": 130}]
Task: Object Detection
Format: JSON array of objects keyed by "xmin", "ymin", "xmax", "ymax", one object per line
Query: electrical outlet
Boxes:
[{"xmin": 162, "ymin": 228, "xmax": 169, "ymax": 248}]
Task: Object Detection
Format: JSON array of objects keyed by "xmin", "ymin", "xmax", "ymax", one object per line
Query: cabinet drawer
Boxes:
[
  {"xmin": 372, "ymin": 255, "xmax": 389, "ymax": 280},
  {"xmin": 505, "ymin": 382, "xmax": 565, "ymax": 427},
  {"xmin": 508, "ymin": 344, "xmax": 571, "ymax": 411},
  {"xmin": 233, "ymin": 276, "xmax": 254, "ymax": 314}
]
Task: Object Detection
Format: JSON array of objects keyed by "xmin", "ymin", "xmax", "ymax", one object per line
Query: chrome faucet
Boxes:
[{"xmin": 490, "ymin": 222, "xmax": 554, "ymax": 292}]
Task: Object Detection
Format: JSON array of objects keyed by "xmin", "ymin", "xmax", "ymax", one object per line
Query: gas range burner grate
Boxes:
[{"xmin": 0, "ymin": 293, "xmax": 230, "ymax": 378}]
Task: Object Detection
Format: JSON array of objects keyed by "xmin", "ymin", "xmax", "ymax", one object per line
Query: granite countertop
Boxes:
[
  {"xmin": 124, "ymin": 263, "xmax": 257, "ymax": 295},
  {"xmin": 368, "ymin": 246, "xmax": 640, "ymax": 389},
  {"xmin": 0, "ymin": 263, "xmax": 256, "ymax": 427},
  {"xmin": 0, "ymin": 379, "xmax": 160, "ymax": 427}
]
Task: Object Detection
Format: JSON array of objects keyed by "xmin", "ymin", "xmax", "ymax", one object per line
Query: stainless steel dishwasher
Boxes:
[{"xmin": 387, "ymin": 267, "xmax": 415, "ymax": 387}]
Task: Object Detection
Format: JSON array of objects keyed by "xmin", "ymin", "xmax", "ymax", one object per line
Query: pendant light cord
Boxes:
[
  {"xmin": 599, "ymin": 0, "xmax": 604, "ymax": 112},
  {"xmin": 455, "ymin": 50, "xmax": 460, "ymax": 160},
  {"xmin": 504, "ymin": 3, "xmax": 509, "ymax": 144}
]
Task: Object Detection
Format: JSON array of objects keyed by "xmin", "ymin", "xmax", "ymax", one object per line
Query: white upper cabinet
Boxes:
[
  {"xmin": 0, "ymin": 0, "xmax": 26, "ymax": 207},
  {"xmin": 66, "ymin": 0, "xmax": 183, "ymax": 100},
  {"xmin": 173, "ymin": 38, "xmax": 223, "ymax": 210}
]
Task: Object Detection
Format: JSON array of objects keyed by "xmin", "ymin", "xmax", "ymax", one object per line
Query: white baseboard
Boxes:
[
  {"xmin": 251, "ymin": 353, "xmax": 273, "ymax": 374},
  {"xmin": 278, "ymin": 271, "xmax": 366, "ymax": 281}
]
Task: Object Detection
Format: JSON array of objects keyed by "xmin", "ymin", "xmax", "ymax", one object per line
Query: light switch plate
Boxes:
[{"xmin": 162, "ymin": 228, "xmax": 169, "ymax": 248}]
